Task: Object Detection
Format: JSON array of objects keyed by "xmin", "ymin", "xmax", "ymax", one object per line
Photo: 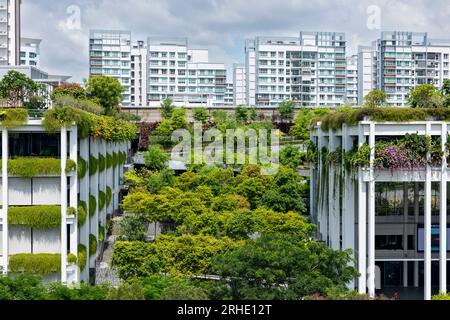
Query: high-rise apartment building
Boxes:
[
  {"xmin": 233, "ymin": 63, "xmax": 246, "ymax": 106},
  {"xmin": 358, "ymin": 32, "xmax": 450, "ymax": 106},
  {"xmin": 346, "ymin": 55, "xmax": 358, "ymax": 105},
  {"xmin": 20, "ymin": 37, "xmax": 40, "ymax": 67},
  {"xmin": 225, "ymin": 82, "xmax": 234, "ymax": 106},
  {"xmin": 130, "ymin": 40, "xmax": 147, "ymax": 107},
  {"xmin": 148, "ymin": 37, "xmax": 227, "ymax": 107},
  {"xmin": 245, "ymin": 32, "xmax": 347, "ymax": 108},
  {"xmin": 0, "ymin": 0, "xmax": 21, "ymax": 66},
  {"xmin": 89, "ymin": 30, "xmax": 132, "ymax": 106},
  {"xmin": 357, "ymin": 45, "xmax": 377, "ymax": 105}
]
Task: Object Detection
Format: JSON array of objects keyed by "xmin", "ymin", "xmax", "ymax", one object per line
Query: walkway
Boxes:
[{"xmin": 95, "ymin": 235, "xmax": 121, "ymax": 287}]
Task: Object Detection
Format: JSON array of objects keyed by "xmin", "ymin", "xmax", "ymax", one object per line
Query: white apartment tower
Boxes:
[
  {"xmin": 346, "ymin": 55, "xmax": 358, "ymax": 105},
  {"xmin": 233, "ymin": 63, "xmax": 246, "ymax": 106},
  {"xmin": 0, "ymin": 0, "xmax": 21, "ymax": 66},
  {"xmin": 357, "ymin": 45, "xmax": 378, "ymax": 105},
  {"xmin": 20, "ymin": 37, "xmax": 40, "ymax": 67},
  {"xmin": 89, "ymin": 30, "xmax": 132, "ymax": 107},
  {"xmin": 245, "ymin": 32, "xmax": 347, "ymax": 108},
  {"xmin": 148, "ymin": 37, "xmax": 227, "ymax": 107},
  {"xmin": 130, "ymin": 40, "xmax": 147, "ymax": 107},
  {"xmin": 358, "ymin": 32, "xmax": 450, "ymax": 106}
]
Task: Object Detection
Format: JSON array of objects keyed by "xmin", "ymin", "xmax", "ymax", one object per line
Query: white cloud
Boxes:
[{"xmin": 21, "ymin": 0, "xmax": 450, "ymax": 82}]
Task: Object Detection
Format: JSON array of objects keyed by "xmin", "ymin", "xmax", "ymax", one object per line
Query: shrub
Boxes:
[
  {"xmin": 99, "ymin": 224, "xmax": 105, "ymax": 242},
  {"xmin": 78, "ymin": 156, "xmax": 87, "ymax": 179},
  {"xmin": 89, "ymin": 155, "xmax": 98, "ymax": 176},
  {"xmin": 9, "ymin": 254, "xmax": 61, "ymax": 276},
  {"xmin": 113, "ymin": 152, "xmax": 118, "ymax": 168},
  {"xmin": 144, "ymin": 146, "xmax": 169, "ymax": 171},
  {"xmin": 160, "ymin": 283, "xmax": 209, "ymax": 300},
  {"xmin": 89, "ymin": 234, "xmax": 98, "ymax": 256},
  {"xmin": 77, "ymin": 204, "xmax": 87, "ymax": 227},
  {"xmin": 1, "ymin": 158, "xmax": 76, "ymax": 178},
  {"xmin": 106, "ymin": 282, "xmax": 145, "ymax": 300},
  {"xmin": 193, "ymin": 108, "xmax": 210, "ymax": 124},
  {"xmin": 0, "ymin": 108, "xmax": 29, "ymax": 128},
  {"xmin": 98, "ymin": 154, "xmax": 106, "ymax": 172},
  {"xmin": 106, "ymin": 187, "xmax": 112, "ymax": 206},
  {"xmin": 432, "ymin": 293, "xmax": 450, "ymax": 300},
  {"xmin": 78, "ymin": 244, "xmax": 87, "ymax": 271},
  {"xmin": 106, "ymin": 153, "xmax": 113, "ymax": 169},
  {"xmin": 98, "ymin": 191, "xmax": 106, "ymax": 211},
  {"xmin": 67, "ymin": 254, "xmax": 77, "ymax": 265},
  {"xmin": 8, "ymin": 206, "xmax": 61, "ymax": 229},
  {"xmin": 89, "ymin": 196, "xmax": 96, "ymax": 217}
]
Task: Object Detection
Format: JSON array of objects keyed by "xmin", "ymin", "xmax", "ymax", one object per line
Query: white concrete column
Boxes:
[
  {"xmin": 424, "ymin": 123, "xmax": 432, "ymax": 300},
  {"xmin": 79, "ymin": 137, "xmax": 89, "ymax": 282},
  {"xmin": 89, "ymin": 137, "xmax": 99, "ymax": 268},
  {"xmin": 68, "ymin": 126, "xmax": 78, "ymax": 284},
  {"xmin": 1, "ymin": 128, "xmax": 8, "ymax": 275},
  {"xmin": 61, "ymin": 127, "xmax": 68, "ymax": 283},
  {"xmin": 440, "ymin": 123, "xmax": 447, "ymax": 293},
  {"xmin": 403, "ymin": 261, "xmax": 408, "ymax": 288},
  {"xmin": 367, "ymin": 123, "xmax": 376, "ymax": 298},
  {"xmin": 342, "ymin": 124, "xmax": 355, "ymax": 289},
  {"xmin": 329, "ymin": 129, "xmax": 340, "ymax": 251},
  {"xmin": 317, "ymin": 130, "xmax": 326, "ymax": 240},
  {"xmin": 414, "ymin": 261, "xmax": 419, "ymax": 288},
  {"xmin": 358, "ymin": 125, "xmax": 367, "ymax": 294}
]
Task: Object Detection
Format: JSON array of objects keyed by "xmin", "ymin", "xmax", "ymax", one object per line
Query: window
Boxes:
[
  {"xmin": 408, "ymin": 235, "xmax": 415, "ymax": 250},
  {"xmin": 375, "ymin": 235, "xmax": 403, "ymax": 250},
  {"xmin": 376, "ymin": 183, "xmax": 404, "ymax": 216}
]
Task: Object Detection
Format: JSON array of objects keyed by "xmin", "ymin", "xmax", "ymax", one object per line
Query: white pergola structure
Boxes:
[{"xmin": 310, "ymin": 120, "xmax": 449, "ymax": 300}]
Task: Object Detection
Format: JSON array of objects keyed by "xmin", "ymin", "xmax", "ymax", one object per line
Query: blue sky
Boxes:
[{"xmin": 22, "ymin": 0, "xmax": 450, "ymax": 82}]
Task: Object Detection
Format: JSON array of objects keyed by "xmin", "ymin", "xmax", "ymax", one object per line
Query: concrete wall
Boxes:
[
  {"xmin": 0, "ymin": 177, "xmax": 61, "ymax": 206},
  {"xmin": 8, "ymin": 226, "xmax": 60, "ymax": 255}
]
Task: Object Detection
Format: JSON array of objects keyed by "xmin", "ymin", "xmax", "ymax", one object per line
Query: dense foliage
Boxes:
[
  {"xmin": 8, "ymin": 206, "xmax": 61, "ymax": 229},
  {"xmin": 0, "ymin": 158, "xmax": 76, "ymax": 178},
  {"xmin": 9, "ymin": 254, "xmax": 61, "ymax": 276}
]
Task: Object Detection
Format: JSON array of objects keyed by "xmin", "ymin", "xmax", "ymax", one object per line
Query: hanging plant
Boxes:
[{"xmin": 89, "ymin": 234, "xmax": 98, "ymax": 256}]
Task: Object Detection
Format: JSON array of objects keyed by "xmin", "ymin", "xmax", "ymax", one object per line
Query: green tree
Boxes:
[
  {"xmin": 213, "ymin": 234, "xmax": 357, "ymax": 300},
  {"xmin": 0, "ymin": 70, "xmax": 46, "ymax": 108},
  {"xmin": 51, "ymin": 83, "xmax": 86, "ymax": 101},
  {"xmin": 193, "ymin": 108, "xmax": 210, "ymax": 124},
  {"xmin": 86, "ymin": 76, "xmax": 124, "ymax": 111},
  {"xmin": 0, "ymin": 274, "xmax": 46, "ymax": 300},
  {"xmin": 364, "ymin": 89, "xmax": 387, "ymax": 108},
  {"xmin": 139, "ymin": 275, "xmax": 188, "ymax": 300},
  {"xmin": 144, "ymin": 146, "xmax": 169, "ymax": 171},
  {"xmin": 290, "ymin": 108, "xmax": 329, "ymax": 141},
  {"xmin": 280, "ymin": 145, "xmax": 307, "ymax": 169},
  {"xmin": 118, "ymin": 213, "xmax": 148, "ymax": 242},
  {"xmin": 153, "ymin": 119, "xmax": 174, "ymax": 147},
  {"xmin": 160, "ymin": 98, "xmax": 175, "ymax": 119},
  {"xmin": 278, "ymin": 100, "xmax": 296, "ymax": 121},
  {"xmin": 235, "ymin": 105, "xmax": 249, "ymax": 123},
  {"xmin": 106, "ymin": 282, "xmax": 145, "ymax": 300},
  {"xmin": 261, "ymin": 166, "xmax": 307, "ymax": 213},
  {"xmin": 160, "ymin": 283, "xmax": 209, "ymax": 300},
  {"xmin": 408, "ymin": 84, "xmax": 444, "ymax": 108},
  {"xmin": 170, "ymin": 108, "xmax": 189, "ymax": 130}
]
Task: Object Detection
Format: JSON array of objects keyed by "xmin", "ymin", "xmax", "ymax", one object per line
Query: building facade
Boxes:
[
  {"xmin": 358, "ymin": 32, "xmax": 450, "ymax": 106},
  {"xmin": 311, "ymin": 119, "xmax": 450, "ymax": 300},
  {"xmin": 89, "ymin": 30, "xmax": 132, "ymax": 106},
  {"xmin": 0, "ymin": 0, "xmax": 20, "ymax": 66},
  {"xmin": 130, "ymin": 40, "xmax": 147, "ymax": 107},
  {"xmin": 148, "ymin": 37, "xmax": 228, "ymax": 107},
  {"xmin": 346, "ymin": 55, "xmax": 358, "ymax": 105},
  {"xmin": 0, "ymin": 116, "xmax": 131, "ymax": 283},
  {"xmin": 245, "ymin": 32, "xmax": 347, "ymax": 108},
  {"xmin": 233, "ymin": 63, "xmax": 246, "ymax": 106},
  {"xmin": 20, "ymin": 37, "xmax": 41, "ymax": 67}
]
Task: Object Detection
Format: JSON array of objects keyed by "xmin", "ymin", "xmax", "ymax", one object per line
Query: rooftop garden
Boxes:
[
  {"xmin": 0, "ymin": 71, "xmax": 138, "ymax": 142},
  {"xmin": 309, "ymin": 84, "xmax": 450, "ymax": 131}
]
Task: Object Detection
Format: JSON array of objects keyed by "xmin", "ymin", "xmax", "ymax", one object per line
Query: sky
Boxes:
[{"xmin": 22, "ymin": 0, "xmax": 450, "ymax": 82}]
